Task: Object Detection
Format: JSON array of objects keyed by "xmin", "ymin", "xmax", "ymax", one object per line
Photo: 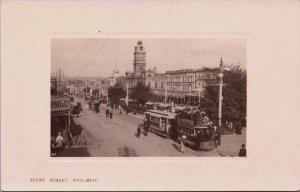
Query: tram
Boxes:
[
  {"xmin": 143, "ymin": 108, "xmax": 217, "ymax": 151},
  {"xmin": 144, "ymin": 110, "xmax": 177, "ymax": 138},
  {"xmin": 176, "ymin": 110, "xmax": 216, "ymax": 151}
]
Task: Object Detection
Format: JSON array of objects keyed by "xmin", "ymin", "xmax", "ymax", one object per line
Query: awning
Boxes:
[
  {"xmin": 145, "ymin": 101, "xmax": 154, "ymax": 105},
  {"xmin": 175, "ymin": 106, "xmax": 186, "ymax": 110},
  {"xmin": 51, "ymin": 110, "xmax": 70, "ymax": 117}
]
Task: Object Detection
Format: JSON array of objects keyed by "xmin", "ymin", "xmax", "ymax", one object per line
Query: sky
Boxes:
[{"xmin": 51, "ymin": 38, "xmax": 246, "ymax": 77}]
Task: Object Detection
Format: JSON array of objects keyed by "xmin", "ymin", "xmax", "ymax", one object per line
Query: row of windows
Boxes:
[
  {"xmin": 147, "ymin": 81, "xmax": 164, "ymax": 89},
  {"xmin": 177, "ymin": 126, "xmax": 195, "ymax": 136},
  {"xmin": 167, "ymin": 75, "xmax": 193, "ymax": 83},
  {"xmin": 166, "ymin": 84, "xmax": 194, "ymax": 92},
  {"xmin": 167, "ymin": 73, "xmax": 217, "ymax": 82},
  {"xmin": 197, "ymin": 73, "xmax": 217, "ymax": 79}
]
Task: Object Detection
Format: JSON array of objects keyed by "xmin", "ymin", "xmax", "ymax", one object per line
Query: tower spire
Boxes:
[{"xmin": 220, "ymin": 57, "xmax": 223, "ymax": 67}]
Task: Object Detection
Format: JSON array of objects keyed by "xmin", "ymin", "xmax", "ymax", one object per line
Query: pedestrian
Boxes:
[
  {"xmin": 212, "ymin": 125, "xmax": 218, "ymax": 147},
  {"xmin": 236, "ymin": 119, "xmax": 242, "ymax": 135},
  {"xmin": 55, "ymin": 132, "xmax": 64, "ymax": 152},
  {"xmin": 144, "ymin": 123, "xmax": 148, "ymax": 136},
  {"xmin": 228, "ymin": 121, "xmax": 233, "ymax": 131},
  {"xmin": 119, "ymin": 105, "xmax": 122, "ymax": 114},
  {"xmin": 137, "ymin": 126, "xmax": 141, "ymax": 138},
  {"xmin": 109, "ymin": 110, "xmax": 113, "ymax": 119},
  {"xmin": 106, "ymin": 109, "xmax": 109, "ymax": 117},
  {"xmin": 51, "ymin": 140, "xmax": 57, "ymax": 157},
  {"xmin": 238, "ymin": 144, "xmax": 246, "ymax": 157},
  {"xmin": 180, "ymin": 138, "xmax": 185, "ymax": 153}
]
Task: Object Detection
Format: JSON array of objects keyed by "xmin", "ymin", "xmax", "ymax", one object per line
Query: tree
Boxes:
[
  {"xmin": 92, "ymin": 89, "xmax": 100, "ymax": 97},
  {"xmin": 130, "ymin": 81, "xmax": 152, "ymax": 105},
  {"xmin": 108, "ymin": 83, "xmax": 126, "ymax": 105},
  {"xmin": 201, "ymin": 65, "xmax": 247, "ymax": 122},
  {"xmin": 82, "ymin": 87, "xmax": 91, "ymax": 94}
]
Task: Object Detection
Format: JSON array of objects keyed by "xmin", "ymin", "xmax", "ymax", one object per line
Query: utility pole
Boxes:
[
  {"xmin": 98, "ymin": 81, "xmax": 101, "ymax": 101},
  {"xmin": 125, "ymin": 83, "xmax": 129, "ymax": 106},
  {"xmin": 85, "ymin": 81, "xmax": 87, "ymax": 98},
  {"xmin": 218, "ymin": 57, "xmax": 224, "ymax": 145}
]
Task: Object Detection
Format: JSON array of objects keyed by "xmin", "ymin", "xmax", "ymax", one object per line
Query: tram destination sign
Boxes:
[{"xmin": 51, "ymin": 96, "xmax": 70, "ymax": 112}]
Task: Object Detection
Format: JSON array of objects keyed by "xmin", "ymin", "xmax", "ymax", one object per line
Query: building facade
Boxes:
[
  {"xmin": 145, "ymin": 67, "xmax": 166, "ymax": 102},
  {"xmin": 164, "ymin": 67, "xmax": 220, "ymax": 105},
  {"xmin": 123, "ymin": 40, "xmax": 221, "ymax": 105}
]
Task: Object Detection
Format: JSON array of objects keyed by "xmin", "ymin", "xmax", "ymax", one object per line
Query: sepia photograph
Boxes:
[
  {"xmin": 51, "ymin": 38, "xmax": 247, "ymax": 157},
  {"xmin": 2, "ymin": 0, "xmax": 300, "ymax": 191}
]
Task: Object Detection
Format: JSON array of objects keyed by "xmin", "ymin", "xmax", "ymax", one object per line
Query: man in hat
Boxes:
[
  {"xmin": 109, "ymin": 109, "xmax": 113, "ymax": 119},
  {"xmin": 238, "ymin": 144, "xmax": 246, "ymax": 157}
]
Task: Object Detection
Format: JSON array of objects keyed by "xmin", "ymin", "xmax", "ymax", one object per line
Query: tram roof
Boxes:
[{"xmin": 144, "ymin": 110, "xmax": 177, "ymax": 119}]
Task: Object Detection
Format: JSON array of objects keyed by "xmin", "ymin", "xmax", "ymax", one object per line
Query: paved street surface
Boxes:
[{"xmin": 58, "ymin": 99, "xmax": 246, "ymax": 157}]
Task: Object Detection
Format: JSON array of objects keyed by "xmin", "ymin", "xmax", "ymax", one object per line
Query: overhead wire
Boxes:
[
  {"xmin": 62, "ymin": 39, "xmax": 90, "ymax": 74},
  {"xmin": 76, "ymin": 39, "xmax": 109, "ymax": 77}
]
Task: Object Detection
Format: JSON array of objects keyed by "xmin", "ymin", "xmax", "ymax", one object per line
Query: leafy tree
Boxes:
[
  {"xmin": 130, "ymin": 81, "xmax": 152, "ymax": 105},
  {"xmin": 92, "ymin": 89, "xmax": 100, "ymax": 97},
  {"xmin": 201, "ymin": 65, "xmax": 246, "ymax": 122},
  {"xmin": 108, "ymin": 83, "xmax": 126, "ymax": 105}
]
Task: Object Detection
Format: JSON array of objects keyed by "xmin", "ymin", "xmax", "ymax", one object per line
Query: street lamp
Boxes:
[
  {"xmin": 217, "ymin": 57, "xmax": 230, "ymax": 145},
  {"xmin": 218, "ymin": 72, "xmax": 224, "ymax": 130},
  {"xmin": 125, "ymin": 83, "xmax": 129, "ymax": 107}
]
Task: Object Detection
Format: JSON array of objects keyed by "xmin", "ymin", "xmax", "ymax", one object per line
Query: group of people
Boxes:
[
  {"xmin": 136, "ymin": 124, "xmax": 148, "ymax": 138},
  {"xmin": 225, "ymin": 119, "xmax": 243, "ymax": 135},
  {"xmin": 88, "ymin": 100, "xmax": 100, "ymax": 113}
]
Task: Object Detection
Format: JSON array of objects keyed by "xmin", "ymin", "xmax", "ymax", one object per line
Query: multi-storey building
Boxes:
[
  {"xmin": 165, "ymin": 66, "xmax": 220, "ymax": 105},
  {"xmin": 145, "ymin": 67, "xmax": 166, "ymax": 102},
  {"xmin": 165, "ymin": 69, "xmax": 196, "ymax": 104},
  {"xmin": 123, "ymin": 40, "xmax": 222, "ymax": 105}
]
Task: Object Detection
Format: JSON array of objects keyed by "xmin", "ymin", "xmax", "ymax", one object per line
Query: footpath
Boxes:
[{"xmin": 216, "ymin": 128, "xmax": 246, "ymax": 157}]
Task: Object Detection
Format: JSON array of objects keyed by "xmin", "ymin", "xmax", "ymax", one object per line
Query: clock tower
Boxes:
[{"xmin": 133, "ymin": 40, "xmax": 146, "ymax": 77}]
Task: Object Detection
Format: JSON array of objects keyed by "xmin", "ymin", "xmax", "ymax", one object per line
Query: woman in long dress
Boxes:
[{"xmin": 180, "ymin": 139, "xmax": 185, "ymax": 153}]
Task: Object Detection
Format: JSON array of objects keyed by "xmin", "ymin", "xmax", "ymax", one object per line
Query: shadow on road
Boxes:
[{"xmin": 172, "ymin": 143, "xmax": 180, "ymax": 152}]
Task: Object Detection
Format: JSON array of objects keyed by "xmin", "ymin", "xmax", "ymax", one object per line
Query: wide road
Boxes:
[{"xmin": 71, "ymin": 99, "xmax": 221, "ymax": 157}]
